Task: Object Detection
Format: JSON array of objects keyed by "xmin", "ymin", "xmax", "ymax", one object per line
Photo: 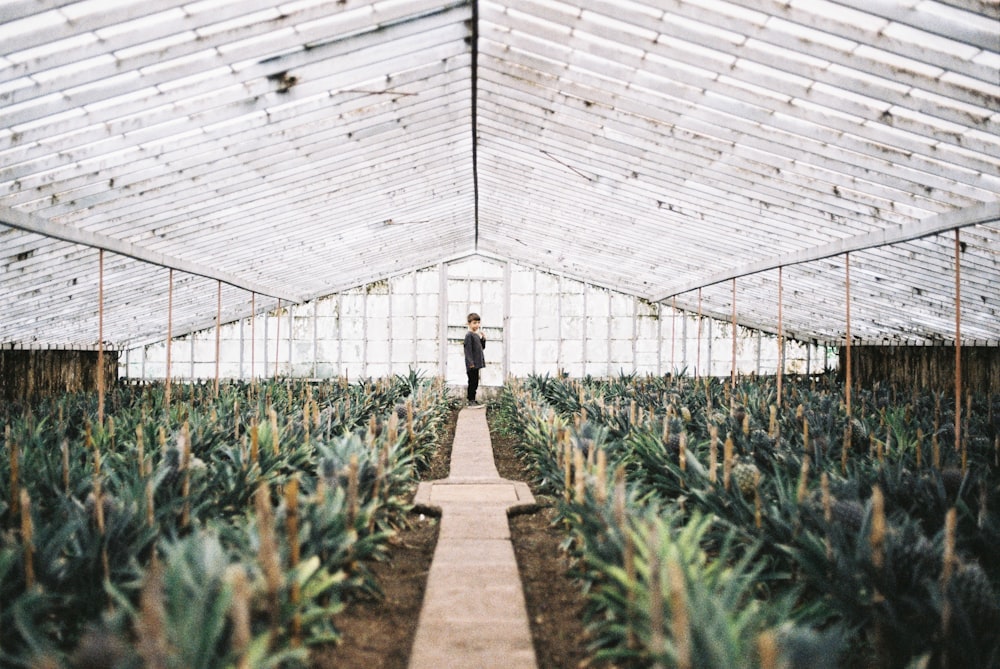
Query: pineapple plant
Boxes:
[
  {"xmin": 0, "ymin": 376, "xmax": 457, "ymax": 667},
  {"xmin": 496, "ymin": 372, "xmax": 1000, "ymax": 669}
]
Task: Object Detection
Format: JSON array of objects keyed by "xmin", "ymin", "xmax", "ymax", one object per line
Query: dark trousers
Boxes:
[{"xmin": 466, "ymin": 367, "xmax": 480, "ymax": 401}]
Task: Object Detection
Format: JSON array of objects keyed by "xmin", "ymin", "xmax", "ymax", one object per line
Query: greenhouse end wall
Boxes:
[{"xmin": 120, "ymin": 255, "xmax": 834, "ymax": 385}]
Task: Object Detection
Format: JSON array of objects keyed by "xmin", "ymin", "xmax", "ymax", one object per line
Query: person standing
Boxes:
[{"xmin": 464, "ymin": 312, "xmax": 486, "ymax": 406}]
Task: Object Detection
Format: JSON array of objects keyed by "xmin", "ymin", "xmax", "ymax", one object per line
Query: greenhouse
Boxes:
[{"xmin": 1, "ymin": 1, "xmax": 998, "ymax": 668}]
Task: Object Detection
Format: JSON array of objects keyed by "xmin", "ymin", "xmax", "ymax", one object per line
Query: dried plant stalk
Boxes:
[
  {"xmin": 146, "ymin": 478, "xmax": 155, "ymax": 528},
  {"xmin": 821, "ymin": 473, "xmax": 833, "ymax": 559},
  {"xmin": 841, "ymin": 423, "xmax": 851, "ymax": 474},
  {"xmin": 563, "ymin": 438, "xmax": 573, "ymax": 501},
  {"xmin": 916, "ymin": 427, "xmax": 924, "ymax": 469},
  {"xmin": 723, "ymin": 434, "xmax": 734, "ymax": 492},
  {"xmin": 255, "ymin": 484, "xmax": 282, "ymax": 642},
  {"xmin": 9, "ymin": 429, "xmax": 20, "ymax": 517},
  {"xmin": 285, "ymin": 478, "xmax": 302, "ymax": 647},
  {"xmin": 941, "ymin": 507, "xmax": 958, "ymax": 646},
  {"xmin": 346, "ymin": 454, "xmax": 359, "ymax": 523},
  {"xmin": 21, "ymin": 488, "xmax": 34, "ymax": 588},
  {"xmin": 406, "ymin": 399, "xmax": 415, "ymax": 443},
  {"xmin": 135, "ymin": 425, "xmax": 145, "ymax": 477},
  {"xmin": 941, "ymin": 507, "xmax": 957, "ymax": 587},
  {"xmin": 708, "ymin": 425, "xmax": 718, "ymax": 485},
  {"xmin": 678, "ymin": 432, "xmax": 687, "ymax": 473},
  {"xmin": 933, "ymin": 394, "xmax": 941, "ymax": 468},
  {"xmin": 821, "ymin": 473, "xmax": 832, "ymax": 523},
  {"xmin": 757, "ymin": 630, "xmax": 779, "ymax": 669},
  {"xmin": 667, "ymin": 558, "xmax": 691, "ymax": 669},
  {"xmin": 227, "ymin": 565, "xmax": 252, "ymax": 669},
  {"xmin": 269, "ymin": 408, "xmax": 280, "ymax": 456},
  {"xmin": 250, "ymin": 419, "xmax": 260, "ymax": 466},
  {"xmin": 62, "ymin": 438, "xmax": 70, "ymax": 495},
  {"xmin": 370, "ymin": 443, "xmax": 384, "ymax": 514},
  {"xmin": 180, "ymin": 422, "xmax": 192, "ymax": 529},
  {"xmin": 870, "ymin": 486, "xmax": 885, "ymax": 570},
  {"xmin": 595, "ymin": 449, "xmax": 607, "ymax": 503},
  {"xmin": 234, "ymin": 398, "xmax": 241, "ymax": 440},
  {"xmin": 285, "ymin": 479, "xmax": 301, "ymax": 567},
  {"xmin": 136, "ymin": 559, "xmax": 169, "ymax": 669},
  {"xmin": 387, "ymin": 410, "xmax": 399, "ymax": 444},
  {"xmin": 573, "ymin": 447, "xmax": 585, "ymax": 502},
  {"xmin": 796, "ymin": 455, "xmax": 810, "ymax": 504}
]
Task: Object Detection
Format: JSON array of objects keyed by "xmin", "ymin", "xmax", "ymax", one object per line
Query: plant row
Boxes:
[
  {"xmin": 492, "ymin": 373, "xmax": 1000, "ymax": 669},
  {"xmin": 0, "ymin": 371, "xmax": 455, "ymax": 668}
]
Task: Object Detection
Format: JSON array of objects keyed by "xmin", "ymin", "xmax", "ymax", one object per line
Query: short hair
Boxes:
[{"xmin": 467, "ymin": 312, "xmax": 481, "ymax": 323}]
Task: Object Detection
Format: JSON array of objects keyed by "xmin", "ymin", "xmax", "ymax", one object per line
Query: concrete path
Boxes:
[{"xmin": 408, "ymin": 406, "xmax": 538, "ymax": 669}]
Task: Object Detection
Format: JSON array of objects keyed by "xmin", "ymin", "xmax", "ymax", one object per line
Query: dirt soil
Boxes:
[{"xmin": 312, "ymin": 405, "xmax": 594, "ymax": 669}]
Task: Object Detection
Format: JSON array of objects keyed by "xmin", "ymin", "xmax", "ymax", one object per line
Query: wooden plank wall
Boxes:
[
  {"xmin": 843, "ymin": 346, "xmax": 1000, "ymax": 396},
  {"xmin": 0, "ymin": 350, "xmax": 119, "ymax": 404}
]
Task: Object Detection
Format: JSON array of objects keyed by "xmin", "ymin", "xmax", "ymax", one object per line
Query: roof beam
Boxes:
[
  {"xmin": 471, "ymin": 0, "xmax": 481, "ymax": 250},
  {"xmin": 649, "ymin": 201, "xmax": 1000, "ymax": 302},
  {"xmin": 0, "ymin": 206, "xmax": 303, "ymax": 302}
]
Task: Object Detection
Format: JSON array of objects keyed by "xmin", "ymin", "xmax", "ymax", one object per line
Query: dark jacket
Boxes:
[{"xmin": 464, "ymin": 330, "xmax": 486, "ymax": 369}]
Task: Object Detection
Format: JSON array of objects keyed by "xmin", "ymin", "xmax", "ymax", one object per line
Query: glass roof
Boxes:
[{"xmin": 1, "ymin": 0, "xmax": 997, "ymax": 349}]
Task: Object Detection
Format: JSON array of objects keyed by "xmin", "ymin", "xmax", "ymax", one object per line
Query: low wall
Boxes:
[
  {"xmin": 0, "ymin": 349, "xmax": 119, "ymax": 404},
  {"xmin": 842, "ymin": 345, "xmax": 1000, "ymax": 396}
]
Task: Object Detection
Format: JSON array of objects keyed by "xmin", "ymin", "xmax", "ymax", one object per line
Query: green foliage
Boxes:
[
  {"xmin": 495, "ymin": 373, "xmax": 1000, "ymax": 669},
  {"xmin": 0, "ymin": 374, "xmax": 455, "ymax": 667}
]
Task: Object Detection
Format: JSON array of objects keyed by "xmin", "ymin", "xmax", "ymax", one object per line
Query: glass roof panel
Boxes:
[
  {"xmin": 60, "ymin": 0, "xmax": 139, "ymax": 21},
  {"xmin": 5, "ymin": 31, "xmax": 97, "ymax": 63},
  {"xmin": 687, "ymin": 0, "xmax": 768, "ymax": 25},
  {"xmin": 880, "ymin": 21, "xmax": 980, "ymax": 55},
  {"xmin": 115, "ymin": 31, "xmax": 196, "ymax": 60},
  {"xmin": 93, "ymin": 7, "xmax": 188, "ymax": 39},
  {"xmin": 0, "ymin": 9, "xmax": 63, "ymax": 43},
  {"xmin": 789, "ymin": 0, "xmax": 888, "ymax": 31},
  {"xmin": 1, "ymin": 0, "xmax": 997, "ymax": 350},
  {"xmin": 765, "ymin": 16, "xmax": 858, "ymax": 51}
]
